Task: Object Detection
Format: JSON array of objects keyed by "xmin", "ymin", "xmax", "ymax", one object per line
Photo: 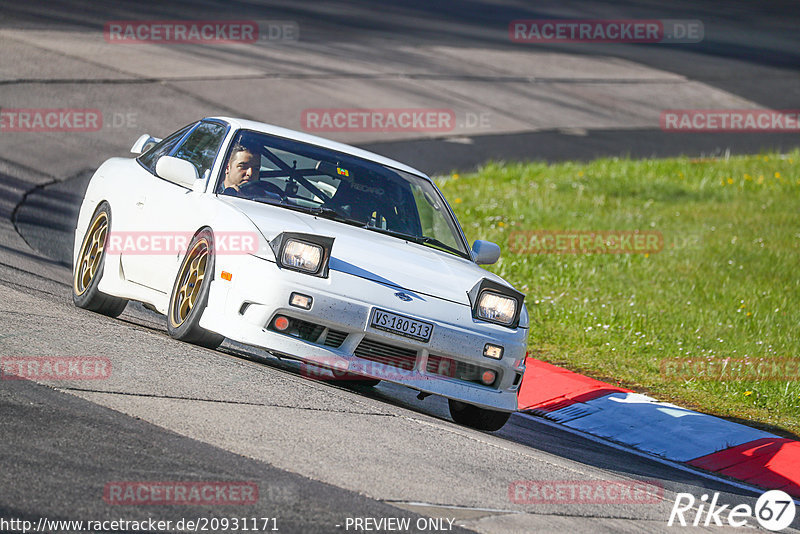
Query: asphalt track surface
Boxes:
[{"xmin": 2, "ymin": 1, "xmax": 800, "ymax": 533}]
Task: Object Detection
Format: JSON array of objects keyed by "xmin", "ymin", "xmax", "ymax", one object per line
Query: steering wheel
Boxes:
[{"xmin": 238, "ymin": 180, "xmax": 284, "ymax": 198}]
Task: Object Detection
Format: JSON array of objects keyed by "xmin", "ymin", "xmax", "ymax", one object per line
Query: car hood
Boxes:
[{"xmin": 221, "ymin": 197, "xmax": 513, "ymax": 305}]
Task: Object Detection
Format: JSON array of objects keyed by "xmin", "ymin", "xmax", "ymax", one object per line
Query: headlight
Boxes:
[
  {"xmin": 269, "ymin": 232, "xmax": 334, "ymax": 278},
  {"xmin": 282, "ymin": 239, "xmax": 322, "ymax": 273},
  {"xmin": 468, "ymin": 278, "xmax": 525, "ymax": 328},
  {"xmin": 477, "ymin": 291, "xmax": 517, "ymax": 325}
]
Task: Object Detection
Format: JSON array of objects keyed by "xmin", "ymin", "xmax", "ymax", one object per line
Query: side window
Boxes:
[
  {"xmin": 173, "ymin": 122, "xmax": 228, "ymax": 177},
  {"xmin": 137, "ymin": 124, "xmax": 194, "ymax": 173},
  {"xmin": 411, "ymin": 185, "xmax": 459, "ymax": 249}
]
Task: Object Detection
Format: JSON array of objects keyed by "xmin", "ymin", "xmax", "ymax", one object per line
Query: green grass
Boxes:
[{"xmin": 436, "ymin": 151, "xmax": 800, "ymax": 437}]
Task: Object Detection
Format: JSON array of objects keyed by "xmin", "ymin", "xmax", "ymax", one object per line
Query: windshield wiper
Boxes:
[
  {"xmin": 249, "ymin": 198, "xmax": 365, "ymax": 228},
  {"xmin": 295, "ymin": 205, "xmax": 367, "ymax": 228},
  {"xmin": 418, "ymin": 236, "xmax": 470, "ymax": 258},
  {"xmin": 365, "ymin": 227, "xmax": 469, "ymax": 259},
  {"xmin": 250, "ymin": 196, "xmax": 289, "ymax": 208}
]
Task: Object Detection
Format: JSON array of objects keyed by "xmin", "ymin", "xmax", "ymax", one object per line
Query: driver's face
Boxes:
[{"xmin": 224, "ymin": 150, "xmax": 259, "ymax": 190}]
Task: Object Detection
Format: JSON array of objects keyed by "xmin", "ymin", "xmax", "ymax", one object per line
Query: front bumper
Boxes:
[{"xmin": 199, "ymin": 254, "xmax": 527, "ymax": 412}]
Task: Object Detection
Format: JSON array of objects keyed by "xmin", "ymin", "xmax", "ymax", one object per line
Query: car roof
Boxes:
[{"xmin": 210, "ymin": 117, "xmax": 431, "ymax": 180}]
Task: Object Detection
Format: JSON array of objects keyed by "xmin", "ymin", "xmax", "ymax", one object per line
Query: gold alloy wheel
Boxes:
[
  {"xmin": 170, "ymin": 238, "xmax": 210, "ymax": 328},
  {"xmin": 74, "ymin": 212, "xmax": 109, "ymax": 296}
]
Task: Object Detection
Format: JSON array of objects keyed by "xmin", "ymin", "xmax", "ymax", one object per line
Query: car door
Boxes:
[
  {"xmin": 125, "ymin": 120, "xmax": 229, "ymax": 294},
  {"xmin": 119, "ymin": 124, "xmax": 195, "ymax": 285}
]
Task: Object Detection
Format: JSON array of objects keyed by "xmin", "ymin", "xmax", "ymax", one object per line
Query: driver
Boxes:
[{"xmin": 218, "ymin": 143, "xmax": 260, "ymax": 196}]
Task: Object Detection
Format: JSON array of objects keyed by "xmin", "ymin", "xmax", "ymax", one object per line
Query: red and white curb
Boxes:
[{"xmin": 517, "ymin": 358, "xmax": 800, "ymax": 499}]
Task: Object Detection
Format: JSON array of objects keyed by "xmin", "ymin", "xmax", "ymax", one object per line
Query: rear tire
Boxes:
[
  {"xmin": 72, "ymin": 202, "xmax": 129, "ymax": 317},
  {"xmin": 167, "ymin": 229, "xmax": 224, "ymax": 350},
  {"xmin": 448, "ymin": 399, "xmax": 511, "ymax": 431}
]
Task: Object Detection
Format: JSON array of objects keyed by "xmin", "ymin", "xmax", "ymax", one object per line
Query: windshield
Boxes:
[{"xmin": 215, "ymin": 130, "xmax": 470, "ymax": 259}]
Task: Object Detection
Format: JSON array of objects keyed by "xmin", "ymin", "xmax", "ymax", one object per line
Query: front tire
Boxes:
[
  {"xmin": 167, "ymin": 229, "xmax": 224, "ymax": 350},
  {"xmin": 448, "ymin": 399, "xmax": 511, "ymax": 432},
  {"xmin": 72, "ymin": 202, "xmax": 128, "ymax": 317}
]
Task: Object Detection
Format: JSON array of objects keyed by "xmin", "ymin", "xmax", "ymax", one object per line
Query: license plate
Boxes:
[{"xmin": 370, "ymin": 308, "xmax": 433, "ymax": 342}]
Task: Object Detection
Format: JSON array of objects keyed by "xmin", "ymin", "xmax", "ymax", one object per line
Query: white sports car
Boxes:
[{"xmin": 73, "ymin": 117, "xmax": 528, "ymax": 431}]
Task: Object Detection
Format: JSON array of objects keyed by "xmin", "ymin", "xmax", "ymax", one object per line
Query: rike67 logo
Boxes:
[{"xmin": 668, "ymin": 490, "xmax": 796, "ymax": 531}]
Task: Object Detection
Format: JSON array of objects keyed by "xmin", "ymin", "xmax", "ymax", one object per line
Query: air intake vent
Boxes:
[
  {"xmin": 354, "ymin": 338, "xmax": 417, "ymax": 370},
  {"xmin": 322, "ymin": 329, "xmax": 348, "ymax": 348}
]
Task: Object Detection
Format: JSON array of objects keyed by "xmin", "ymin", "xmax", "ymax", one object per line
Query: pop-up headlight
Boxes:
[
  {"xmin": 283, "ymin": 240, "xmax": 322, "ymax": 273},
  {"xmin": 269, "ymin": 232, "xmax": 334, "ymax": 277},
  {"xmin": 467, "ymin": 278, "xmax": 525, "ymax": 328}
]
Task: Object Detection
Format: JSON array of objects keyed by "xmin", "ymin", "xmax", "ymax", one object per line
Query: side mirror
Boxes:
[
  {"xmin": 472, "ymin": 240, "xmax": 501, "ymax": 265},
  {"xmin": 155, "ymin": 156, "xmax": 199, "ymax": 188},
  {"xmin": 130, "ymin": 134, "xmax": 161, "ymax": 154}
]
